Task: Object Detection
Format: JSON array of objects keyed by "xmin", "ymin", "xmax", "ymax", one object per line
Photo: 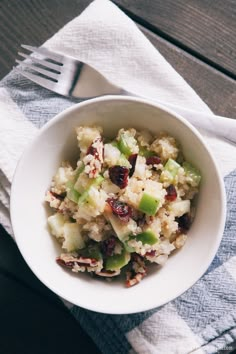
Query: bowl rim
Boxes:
[{"xmin": 10, "ymin": 95, "xmax": 226, "ymax": 314}]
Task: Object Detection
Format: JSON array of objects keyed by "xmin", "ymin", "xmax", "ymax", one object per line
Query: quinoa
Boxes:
[{"xmin": 46, "ymin": 126, "xmax": 201, "ymax": 287}]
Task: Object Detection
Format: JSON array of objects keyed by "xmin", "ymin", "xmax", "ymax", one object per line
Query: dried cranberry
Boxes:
[
  {"xmin": 176, "ymin": 213, "xmax": 191, "ymax": 232},
  {"xmin": 101, "ymin": 236, "xmax": 116, "ymax": 257},
  {"xmin": 145, "ymin": 250, "xmax": 156, "ymax": 257},
  {"xmin": 87, "ymin": 138, "xmax": 101, "ymax": 159},
  {"xmin": 107, "ymin": 198, "xmax": 132, "ymax": 220},
  {"xmin": 165, "ymin": 184, "xmax": 177, "ymax": 201},
  {"xmin": 146, "ymin": 156, "xmax": 161, "ymax": 165},
  {"xmin": 128, "ymin": 154, "xmax": 138, "ymax": 177},
  {"xmin": 109, "ymin": 165, "xmax": 129, "ymax": 189},
  {"xmin": 51, "ymin": 191, "xmax": 66, "ymax": 200},
  {"xmin": 87, "ymin": 145, "xmax": 99, "ymax": 158}
]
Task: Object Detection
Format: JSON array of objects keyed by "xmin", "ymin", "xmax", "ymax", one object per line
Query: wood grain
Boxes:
[
  {"xmin": 0, "ymin": 0, "xmax": 92, "ymax": 78},
  {"xmin": 142, "ymin": 26, "xmax": 236, "ymax": 117},
  {"xmin": 115, "ymin": 0, "xmax": 236, "ymax": 77},
  {"xmin": 0, "ymin": 0, "xmax": 235, "ymax": 116}
]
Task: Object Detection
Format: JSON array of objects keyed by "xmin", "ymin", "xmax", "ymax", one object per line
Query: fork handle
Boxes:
[{"xmin": 123, "ymin": 92, "xmax": 236, "ymax": 144}]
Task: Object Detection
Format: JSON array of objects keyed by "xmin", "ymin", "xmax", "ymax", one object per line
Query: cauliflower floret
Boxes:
[
  {"xmin": 76, "ymin": 126, "xmax": 102, "ymax": 155},
  {"xmin": 136, "ymin": 129, "xmax": 153, "ymax": 148},
  {"xmin": 83, "ymin": 216, "xmax": 107, "ymax": 242},
  {"xmin": 51, "ymin": 163, "xmax": 74, "ymax": 194},
  {"xmin": 117, "ymin": 128, "xmax": 139, "ymax": 154},
  {"xmin": 133, "ymin": 155, "xmax": 151, "ymax": 179},
  {"xmin": 104, "ymin": 143, "xmax": 121, "ymax": 166},
  {"xmin": 151, "ymin": 133, "xmax": 179, "ymax": 161},
  {"xmin": 74, "ymin": 187, "xmax": 108, "ymax": 221}
]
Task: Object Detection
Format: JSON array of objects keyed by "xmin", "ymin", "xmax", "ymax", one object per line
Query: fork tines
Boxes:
[{"xmin": 14, "ymin": 44, "xmax": 64, "ymax": 83}]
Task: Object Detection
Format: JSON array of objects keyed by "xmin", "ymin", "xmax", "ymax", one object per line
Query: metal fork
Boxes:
[{"xmin": 14, "ymin": 45, "xmax": 236, "ymax": 144}]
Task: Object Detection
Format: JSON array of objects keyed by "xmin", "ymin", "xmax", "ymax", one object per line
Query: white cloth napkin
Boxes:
[{"xmin": 0, "ymin": 1, "xmax": 236, "ymax": 353}]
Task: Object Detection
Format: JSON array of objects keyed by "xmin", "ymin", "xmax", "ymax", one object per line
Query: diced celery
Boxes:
[
  {"xmin": 118, "ymin": 133, "xmax": 138, "ymax": 156},
  {"xmin": 105, "ymin": 248, "xmax": 131, "ymax": 271},
  {"xmin": 66, "ymin": 164, "xmax": 84, "ymax": 202},
  {"xmin": 74, "ymin": 163, "xmax": 85, "ymax": 180},
  {"xmin": 164, "ymin": 159, "xmax": 181, "ymax": 176},
  {"xmin": 183, "ymin": 162, "xmax": 201, "ymax": 186},
  {"xmin": 138, "ymin": 193, "xmax": 160, "ymax": 216},
  {"xmin": 139, "ymin": 147, "xmax": 155, "ymax": 158},
  {"xmin": 117, "ymin": 153, "xmax": 131, "ymax": 168},
  {"xmin": 67, "ymin": 188, "xmax": 80, "ymax": 203},
  {"xmin": 78, "ymin": 175, "xmax": 104, "ymax": 205},
  {"xmin": 79, "ymin": 243, "xmax": 102, "ymax": 260},
  {"xmin": 136, "ymin": 229, "xmax": 159, "ymax": 245},
  {"xmin": 124, "ymin": 241, "xmax": 135, "ymax": 253},
  {"xmin": 160, "ymin": 158, "xmax": 181, "ymax": 183}
]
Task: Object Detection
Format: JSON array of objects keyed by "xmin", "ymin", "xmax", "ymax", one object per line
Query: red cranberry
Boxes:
[
  {"xmin": 128, "ymin": 154, "xmax": 138, "ymax": 177},
  {"xmin": 176, "ymin": 213, "xmax": 191, "ymax": 232},
  {"xmin": 51, "ymin": 191, "xmax": 66, "ymax": 200},
  {"xmin": 146, "ymin": 156, "xmax": 161, "ymax": 165},
  {"xmin": 107, "ymin": 198, "xmax": 132, "ymax": 220},
  {"xmin": 86, "ymin": 138, "xmax": 102, "ymax": 159},
  {"xmin": 145, "ymin": 250, "xmax": 156, "ymax": 257},
  {"xmin": 165, "ymin": 184, "xmax": 177, "ymax": 201},
  {"xmin": 101, "ymin": 236, "xmax": 116, "ymax": 257},
  {"xmin": 109, "ymin": 166, "xmax": 129, "ymax": 189}
]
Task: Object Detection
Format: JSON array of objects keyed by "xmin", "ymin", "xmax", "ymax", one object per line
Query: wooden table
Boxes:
[{"xmin": 0, "ymin": 1, "xmax": 235, "ymax": 353}]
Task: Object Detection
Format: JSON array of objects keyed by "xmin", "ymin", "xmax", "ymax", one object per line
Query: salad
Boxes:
[{"xmin": 45, "ymin": 126, "xmax": 201, "ymax": 287}]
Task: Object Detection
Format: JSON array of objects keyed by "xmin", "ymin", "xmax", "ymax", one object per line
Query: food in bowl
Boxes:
[{"xmin": 45, "ymin": 125, "xmax": 201, "ymax": 287}]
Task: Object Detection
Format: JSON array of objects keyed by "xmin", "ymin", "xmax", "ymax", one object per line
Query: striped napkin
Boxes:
[{"xmin": 0, "ymin": 0, "xmax": 236, "ymax": 353}]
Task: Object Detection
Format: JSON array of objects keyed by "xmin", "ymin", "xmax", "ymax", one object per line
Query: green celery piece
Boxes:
[
  {"xmin": 67, "ymin": 188, "xmax": 80, "ymax": 203},
  {"xmin": 74, "ymin": 163, "xmax": 85, "ymax": 181},
  {"xmin": 105, "ymin": 248, "xmax": 131, "ymax": 271},
  {"xmin": 78, "ymin": 175, "xmax": 104, "ymax": 205},
  {"xmin": 164, "ymin": 158, "xmax": 181, "ymax": 177},
  {"xmin": 124, "ymin": 240, "xmax": 135, "ymax": 253},
  {"xmin": 183, "ymin": 162, "xmax": 201, "ymax": 186},
  {"xmin": 118, "ymin": 134, "xmax": 132, "ymax": 156},
  {"xmin": 139, "ymin": 193, "xmax": 160, "ymax": 216},
  {"xmin": 66, "ymin": 164, "xmax": 84, "ymax": 202},
  {"xmin": 136, "ymin": 229, "xmax": 158, "ymax": 245},
  {"xmin": 111, "ymin": 141, "xmax": 119, "ymax": 148},
  {"xmin": 139, "ymin": 147, "xmax": 155, "ymax": 158},
  {"xmin": 66, "ymin": 180, "xmax": 74, "ymax": 189},
  {"xmin": 118, "ymin": 153, "xmax": 131, "ymax": 168},
  {"xmin": 79, "ymin": 243, "xmax": 102, "ymax": 260}
]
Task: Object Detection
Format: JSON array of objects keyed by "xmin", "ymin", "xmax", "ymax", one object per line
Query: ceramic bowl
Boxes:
[{"xmin": 10, "ymin": 96, "xmax": 226, "ymax": 314}]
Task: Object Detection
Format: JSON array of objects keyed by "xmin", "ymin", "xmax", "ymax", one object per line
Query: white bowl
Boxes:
[{"xmin": 10, "ymin": 96, "xmax": 226, "ymax": 314}]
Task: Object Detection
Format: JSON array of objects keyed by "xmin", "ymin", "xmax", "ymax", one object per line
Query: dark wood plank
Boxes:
[
  {"xmin": 141, "ymin": 26, "xmax": 236, "ymax": 117},
  {"xmin": 0, "ymin": 0, "xmax": 235, "ymax": 117},
  {"xmin": 115, "ymin": 0, "xmax": 236, "ymax": 77},
  {"xmin": 0, "ymin": 0, "xmax": 92, "ymax": 79}
]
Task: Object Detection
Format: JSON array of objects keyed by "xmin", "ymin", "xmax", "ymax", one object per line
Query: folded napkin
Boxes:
[{"xmin": 0, "ymin": 0, "xmax": 236, "ymax": 353}]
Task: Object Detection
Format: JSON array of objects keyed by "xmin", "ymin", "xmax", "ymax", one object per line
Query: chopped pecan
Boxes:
[
  {"xmin": 56, "ymin": 253, "xmax": 100, "ymax": 269},
  {"xmin": 96, "ymin": 269, "xmax": 120, "ymax": 277},
  {"xmin": 126, "ymin": 254, "xmax": 147, "ymax": 287},
  {"xmin": 126, "ymin": 271, "xmax": 146, "ymax": 287},
  {"xmin": 45, "ymin": 191, "xmax": 63, "ymax": 210}
]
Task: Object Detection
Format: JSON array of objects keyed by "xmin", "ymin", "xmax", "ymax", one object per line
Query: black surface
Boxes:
[{"xmin": 0, "ymin": 226, "xmax": 100, "ymax": 354}]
